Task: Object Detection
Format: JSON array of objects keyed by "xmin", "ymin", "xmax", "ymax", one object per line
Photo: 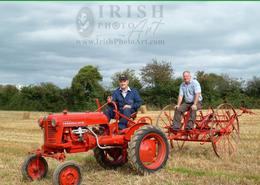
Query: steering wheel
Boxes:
[{"xmin": 95, "ymin": 99, "xmax": 119, "ymax": 121}]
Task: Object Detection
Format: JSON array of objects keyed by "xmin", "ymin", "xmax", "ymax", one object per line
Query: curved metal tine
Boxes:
[
  {"xmin": 227, "ymin": 135, "xmax": 235, "ymax": 154},
  {"xmin": 220, "ymin": 105, "xmax": 228, "ymax": 121},
  {"xmin": 229, "ymin": 129, "xmax": 239, "ymax": 142},
  {"xmin": 232, "ymin": 124, "xmax": 239, "ymax": 134},
  {"xmin": 216, "ymin": 136, "xmax": 226, "ymax": 156},
  {"xmin": 164, "ymin": 111, "xmax": 172, "ymax": 123},
  {"xmin": 230, "ymin": 133, "xmax": 239, "ymax": 140},
  {"xmin": 168, "ymin": 107, "xmax": 173, "ymax": 122},
  {"xmin": 222, "ymin": 136, "xmax": 229, "ymax": 156},
  {"xmin": 159, "ymin": 115, "xmax": 169, "ymax": 126}
]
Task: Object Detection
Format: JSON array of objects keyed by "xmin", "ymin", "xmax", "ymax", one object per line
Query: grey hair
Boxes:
[{"xmin": 182, "ymin": 71, "xmax": 191, "ymax": 75}]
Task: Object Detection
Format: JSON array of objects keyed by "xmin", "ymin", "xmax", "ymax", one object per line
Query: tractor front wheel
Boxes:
[
  {"xmin": 128, "ymin": 125, "xmax": 169, "ymax": 175},
  {"xmin": 21, "ymin": 154, "xmax": 48, "ymax": 181},
  {"xmin": 53, "ymin": 161, "xmax": 82, "ymax": 185}
]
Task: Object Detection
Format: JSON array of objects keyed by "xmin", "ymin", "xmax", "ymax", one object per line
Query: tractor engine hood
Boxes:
[{"xmin": 45, "ymin": 111, "xmax": 109, "ymax": 127}]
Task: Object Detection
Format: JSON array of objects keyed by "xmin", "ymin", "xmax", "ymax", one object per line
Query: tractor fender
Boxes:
[{"xmin": 124, "ymin": 123, "xmax": 148, "ymax": 141}]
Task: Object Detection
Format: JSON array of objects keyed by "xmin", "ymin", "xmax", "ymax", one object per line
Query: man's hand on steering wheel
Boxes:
[{"xmin": 123, "ymin": 105, "xmax": 131, "ymax": 110}]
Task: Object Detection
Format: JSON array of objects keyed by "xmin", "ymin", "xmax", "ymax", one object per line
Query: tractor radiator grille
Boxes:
[{"xmin": 47, "ymin": 121, "xmax": 56, "ymax": 143}]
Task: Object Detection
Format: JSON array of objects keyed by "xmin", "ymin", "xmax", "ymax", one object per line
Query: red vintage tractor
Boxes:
[{"xmin": 21, "ymin": 99, "xmax": 169, "ymax": 185}]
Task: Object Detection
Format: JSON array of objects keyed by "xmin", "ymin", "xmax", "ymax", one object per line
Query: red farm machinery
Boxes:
[
  {"xmin": 21, "ymin": 100, "xmax": 169, "ymax": 185},
  {"xmin": 156, "ymin": 103, "xmax": 254, "ymax": 158}
]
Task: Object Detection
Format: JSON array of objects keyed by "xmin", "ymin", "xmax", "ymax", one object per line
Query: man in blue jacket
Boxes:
[{"xmin": 105, "ymin": 74, "xmax": 142, "ymax": 130}]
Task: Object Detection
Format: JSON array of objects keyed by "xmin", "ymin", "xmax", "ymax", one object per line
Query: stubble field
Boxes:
[{"xmin": 0, "ymin": 110, "xmax": 259, "ymax": 185}]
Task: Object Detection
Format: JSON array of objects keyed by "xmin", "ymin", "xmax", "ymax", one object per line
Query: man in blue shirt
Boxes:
[
  {"xmin": 172, "ymin": 71, "xmax": 203, "ymax": 131},
  {"xmin": 105, "ymin": 74, "xmax": 142, "ymax": 130}
]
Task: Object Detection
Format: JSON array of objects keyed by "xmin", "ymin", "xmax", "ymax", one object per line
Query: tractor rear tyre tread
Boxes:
[{"xmin": 94, "ymin": 147, "xmax": 126, "ymax": 169}]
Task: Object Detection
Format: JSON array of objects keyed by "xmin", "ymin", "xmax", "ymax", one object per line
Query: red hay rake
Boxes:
[{"xmin": 156, "ymin": 103, "xmax": 255, "ymax": 158}]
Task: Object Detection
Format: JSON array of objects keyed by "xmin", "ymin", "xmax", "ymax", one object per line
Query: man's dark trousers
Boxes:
[
  {"xmin": 172, "ymin": 102, "xmax": 202, "ymax": 130},
  {"xmin": 105, "ymin": 106, "xmax": 135, "ymax": 130}
]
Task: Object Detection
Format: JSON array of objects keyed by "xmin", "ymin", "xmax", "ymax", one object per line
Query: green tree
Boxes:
[
  {"xmin": 246, "ymin": 76, "xmax": 260, "ymax": 98},
  {"xmin": 140, "ymin": 60, "xmax": 176, "ymax": 108},
  {"xmin": 140, "ymin": 59, "xmax": 173, "ymax": 87},
  {"xmin": 0, "ymin": 85, "xmax": 19, "ymax": 108},
  {"xmin": 11, "ymin": 83, "xmax": 65, "ymax": 111},
  {"xmin": 196, "ymin": 71, "xmax": 246, "ymax": 108},
  {"xmin": 71, "ymin": 65, "xmax": 104, "ymax": 110}
]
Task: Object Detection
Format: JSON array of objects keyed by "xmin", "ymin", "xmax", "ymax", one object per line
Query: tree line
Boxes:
[{"xmin": 0, "ymin": 60, "xmax": 259, "ymax": 112}]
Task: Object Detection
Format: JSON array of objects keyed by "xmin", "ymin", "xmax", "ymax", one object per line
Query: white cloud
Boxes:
[
  {"xmin": 226, "ymin": 32, "xmax": 254, "ymax": 47},
  {"xmin": 18, "ymin": 26, "xmax": 78, "ymax": 42},
  {"xmin": 0, "ymin": 3, "xmax": 260, "ymax": 88}
]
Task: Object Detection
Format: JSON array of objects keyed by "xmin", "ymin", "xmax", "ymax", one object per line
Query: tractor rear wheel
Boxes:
[
  {"xmin": 53, "ymin": 161, "xmax": 82, "ymax": 185},
  {"xmin": 94, "ymin": 147, "xmax": 126, "ymax": 169},
  {"xmin": 127, "ymin": 125, "xmax": 169, "ymax": 175},
  {"xmin": 21, "ymin": 154, "xmax": 48, "ymax": 181}
]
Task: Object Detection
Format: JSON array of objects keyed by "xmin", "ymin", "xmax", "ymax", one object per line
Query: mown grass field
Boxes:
[{"xmin": 0, "ymin": 110, "xmax": 259, "ymax": 185}]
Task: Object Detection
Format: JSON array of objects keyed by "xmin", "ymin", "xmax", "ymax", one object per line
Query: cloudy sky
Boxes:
[{"xmin": 0, "ymin": 2, "xmax": 260, "ymax": 88}]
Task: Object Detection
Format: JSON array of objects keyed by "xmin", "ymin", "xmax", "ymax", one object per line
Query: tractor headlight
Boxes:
[
  {"xmin": 38, "ymin": 118, "xmax": 43, "ymax": 128},
  {"xmin": 51, "ymin": 119, "xmax": 57, "ymax": 127}
]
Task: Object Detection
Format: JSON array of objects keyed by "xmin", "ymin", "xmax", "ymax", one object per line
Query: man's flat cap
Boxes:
[{"xmin": 119, "ymin": 74, "xmax": 128, "ymax": 81}]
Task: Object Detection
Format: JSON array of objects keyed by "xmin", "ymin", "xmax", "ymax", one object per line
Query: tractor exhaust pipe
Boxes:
[{"xmin": 87, "ymin": 127, "xmax": 121, "ymax": 150}]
